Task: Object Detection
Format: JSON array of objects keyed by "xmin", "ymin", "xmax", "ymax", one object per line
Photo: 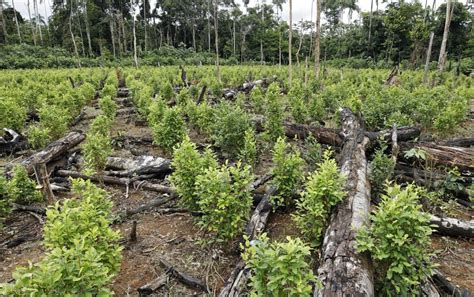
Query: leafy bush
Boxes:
[
  {"xmin": 239, "ymin": 128, "xmax": 258, "ymax": 166},
  {"xmin": 99, "ymin": 95, "xmax": 118, "ymax": 120},
  {"xmin": 271, "ymin": 137, "xmax": 304, "ymax": 208},
  {"xmin": 304, "ymin": 134, "xmax": 323, "ymax": 170},
  {"xmin": 195, "ymin": 162, "xmax": 254, "ymax": 242},
  {"xmin": 369, "ymin": 142, "xmax": 395, "ymax": 200},
  {"xmin": 8, "ymin": 165, "xmax": 43, "ymax": 204},
  {"xmin": 242, "ymin": 234, "xmax": 317, "ymax": 296},
  {"xmin": 250, "ymin": 86, "xmax": 265, "ymax": 113},
  {"xmin": 186, "ymin": 101, "xmax": 214, "ymax": 135},
  {"xmin": 147, "ymin": 97, "xmax": 166, "ymax": 127},
  {"xmin": 38, "ymin": 105, "xmax": 70, "ymax": 140},
  {"xmin": 89, "ymin": 115, "xmax": 113, "ymax": 137},
  {"xmin": 0, "ymin": 176, "xmax": 12, "ymax": 226},
  {"xmin": 170, "ymin": 137, "xmax": 218, "ymax": 211},
  {"xmin": 356, "ymin": 183, "xmax": 434, "ymax": 295},
  {"xmin": 0, "ymin": 179, "xmax": 122, "ymax": 296},
  {"xmin": 83, "ymin": 132, "xmax": 112, "ymax": 174},
  {"xmin": 152, "ymin": 107, "xmax": 187, "ymax": 153},
  {"xmin": 293, "ymin": 151, "xmax": 346, "ymax": 246},
  {"xmin": 26, "ymin": 124, "xmax": 51, "ymax": 150},
  {"xmin": 210, "ymin": 102, "xmax": 251, "ymax": 157},
  {"xmin": 264, "ymin": 83, "xmax": 284, "ymax": 142},
  {"xmin": 0, "ymin": 99, "xmax": 26, "ymax": 131}
]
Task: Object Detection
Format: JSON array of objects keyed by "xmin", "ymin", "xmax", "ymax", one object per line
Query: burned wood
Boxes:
[
  {"xmin": 12, "ymin": 203, "xmax": 46, "ymax": 215},
  {"xmin": 33, "ymin": 162, "xmax": 55, "ymax": 204},
  {"xmin": 129, "ymin": 220, "xmax": 137, "ymax": 242},
  {"xmin": 365, "ymin": 126, "xmax": 421, "ymax": 144},
  {"xmin": 118, "ymin": 195, "xmax": 176, "ymax": 219},
  {"xmin": 179, "ymin": 65, "xmax": 189, "ymax": 87},
  {"xmin": 138, "ymin": 275, "xmax": 169, "ymax": 296},
  {"xmin": 18, "ymin": 132, "xmax": 85, "ymax": 175},
  {"xmin": 197, "ymin": 85, "xmax": 207, "ymax": 104},
  {"xmin": 421, "ymin": 278, "xmax": 441, "ymax": 297},
  {"xmin": 159, "ymin": 258, "xmax": 209, "ymax": 293},
  {"xmin": 315, "ymin": 108, "xmax": 374, "ymax": 296},
  {"xmin": 56, "ymin": 170, "xmax": 176, "ymax": 195},
  {"xmin": 219, "ymin": 186, "xmax": 277, "ymax": 297},
  {"xmin": 441, "ymin": 137, "xmax": 474, "ymax": 148},
  {"xmin": 432, "ymin": 269, "xmax": 473, "ymax": 297},
  {"xmin": 115, "ymin": 97, "xmax": 134, "ymax": 107},
  {"xmin": 430, "ymin": 215, "xmax": 474, "ymax": 238},
  {"xmin": 106, "ymin": 155, "xmax": 172, "ymax": 177},
  {"xmin": 400, "ymin": 142, "xmax": 474, "ymax": 171},
  {"xmin": 117, "ymin": 88, "xmax": 130, "ymax": 98},
  {"xmin": 0, "ymin": 129, "xmax": 29, "ymax": 155}
]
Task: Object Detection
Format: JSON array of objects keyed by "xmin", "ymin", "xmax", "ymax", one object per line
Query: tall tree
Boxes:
[
  {"xmin": 288, "ymin": 0, "xmax": 292, "ymax": 85},
  {"xmin": 12, "ymin": 0, "xmax": 22, "ymax": 42},
  {"xmin": 437, "ymin": 0, "xmax": 452, "ymax": 71},
  {"xmin": 314, "ymin": 0, "xmax": 321, "ymax": 79}
]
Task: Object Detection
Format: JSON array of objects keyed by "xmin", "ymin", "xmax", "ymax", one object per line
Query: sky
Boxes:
[{"xmin": 7, "ymin": 0, "xmax": 461, "ymax": 25}]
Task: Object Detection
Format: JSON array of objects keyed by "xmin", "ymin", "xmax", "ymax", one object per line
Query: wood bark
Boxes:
[
  {"xmin": 437, "ymin": 0, "xmax": 452, "ymax": 72},
  {"xmin": 56, "ymin": 170, "xmax": 176, "ymax": 195},
  {"xmin": 219, "ymin": 186, "xmax": 277, "ymax": 297},
  {"xmin": 33, "ymin": 162, "xmax": 55, "ymax": 204},
  {"xmin": 430, "ymin": 215, "xmax": 474, "ymax": 238},
  {"xmin": 0, "ymin": 129, "xmax": 29, "ymax": 155},
  {"xmin": 159, "ymin": 258, "xmax": 209, "ymax": 292},
  {"xmin": 315, "ymin": 108, "xmax": 374, "ymax": 296},
  {"xmin": 314, "ymin": 0, "xmax": 321, "ymax": 79},
  {"xmin": 19, "ymin": 132, "xmax": 85, "ymax": 175},
  {"xmin": 138, "ymin": 275, "xmax": 169, "ymax": 296},
  {"xmin": 440, "ymin": 137, "xmax": 474, "ymax": 148},
  {"xmin": 423, "ymin": 32, "xmax": 434, "ymax": 83},
  {"xmin": 106, "ymin": 155, "xmax": 171, "ymax": 176},
  {"xmin": 432, "ymin": 269, "xmax": 473, "ymax": 297},
  {"xmin": 400, "ymin": 142, "xmax": 474, "ymax": 171}
]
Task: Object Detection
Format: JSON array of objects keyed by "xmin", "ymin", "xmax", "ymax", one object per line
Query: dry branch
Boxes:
[
  {"xmin": 159, "ymin": 258, "xmax": 209, "ymax": 293},
  {"xmin": 315, "ymin": 108, "xmax": 374, "ymax": 296},
  {"xmin": 138, "ymin": 275, "xmax": 169, "ymax": 296}
]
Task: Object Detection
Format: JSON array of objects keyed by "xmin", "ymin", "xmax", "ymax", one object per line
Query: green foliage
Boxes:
[
  {"xmin": 170, "ymin": 137, "xmax": 218, "ymax": 211},
  {"xmin": 89, "ymin": 115, "xmax": 113, "ymax": 137},
  {"xmin": 186, "ymin": 101, "xmax": 214, "ymax": 135},
  {"xmin": 239, "ymin": 128, "xmax": 258, "ymax": 166},
  {"xmin": 241, "ymin": 234, "xmax": 317, "ymax": 296},
  {"xmin": 264, "ymin": 83, "xmax": 284, "ymax": 142},
  {"xmin": 99, "ymin": 95, "xmax": 118, "ymax": 120},
  {"xmin": 0, "ymin": 176, "xmax": 12, "ymax": 227},
  {"xmin": 288, "ymin": 81, "xmax": 308, "ymax": 124},
  {"xmin": 356, "ymin": 183, "xmax": 434, "ymax": 296},
  {"xmin": 147, "ymin": 97, "xmax": 166, "ymax": 127},
  {"xmin": 250, "ymin": 86, "xmax": 265, "ymax": 113},
  {"xmin": 26, "ymin": 124, "xmax": 51, "ymax": 150},
  {"xmin": 293, "ymin": 151, "xmax": 346, "ymax": 246},
  {"xmin": 0, "ymin": 99, "xmax": 26, "ymax": 131},
  {"xmin": 83, "ymin": 132, "xmax": 112, "ymax": 174},
  {"xmin": 369, "ymin": 142, "xmax": 395, "ymax": 199},
  {"xmin": 161, "ymin": 82, "xmax": 174, "ymax": 101},
  {"xmin": 210, "ymin": 102, "xmax": 251, "ymax": 157},
  {"xmin": 433, "ymin": 167, "xmax": 466, "ymax": 200},
  {"xmin": 195, "ymin": 162, "xmax": 254, "ymax": 242},
  {"xmin": 0, "ymin": 179, "xmax": 122, "ymax": 296},
  {"xmin": 8, "ymin": 165, "xmax": 43, "ymax": 204},
  {"xmin": 38, "ymin": 105, "xmax": 70, "ymax": 140},
  {"xmin": 152, "ymin": 107, "xmax": 187, "ymax": 153},
  {"xmin": 271, "ymin": 137, "xmax": 304, "ymax": 208},
  {"xmin": 303, "ymin": 134, "xmax": 323, "ymax": 170}
]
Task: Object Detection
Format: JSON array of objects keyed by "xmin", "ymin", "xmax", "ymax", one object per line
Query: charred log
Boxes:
[
  {"xmin": 138, "ymin": 275, "xmax": 169, "ymax": 296},
  {"xmin": 432, "ymin": 269, "xmax": 473, "ymax": 297},
  {"xmin": 159, "ymin": 258, "xmax": 209, "ymax": 292},
  {"xmin": 315, "ymin": 108, "xmax": 374, "ymax": 296},
  {"xmin": 0, "ymin": 129, "xmax": 29, "ymax": 155},
  {"xmin": 430, "ymin": 215, "xmax": 474, "ymax": 238}
]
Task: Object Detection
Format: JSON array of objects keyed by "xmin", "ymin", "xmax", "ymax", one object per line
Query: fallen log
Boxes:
[
  {"xmin": 365, "ymin": 126, "xmax": 421, "ymax": 143},
  {"xmin": 430, "ymin": 215, "xmax": 474, "ymax": 238},
  {"xmin": 0, "ymin": 129, "xmax": 29, "ymax": 155},
  {"xmin": 56, "ymin": 170, "xmax": 176, "ymax": 195},
  {"xmin": 12, "ymin": 203, "xmax": 46, "ymax": 215},
  {"xmin": 441, "ymin": 137, "xmax": 474, "ymax": 148},
  {"xmin": 117, "ymin": 88, "xmax": 130, "ymax": 98},
  {"xmin": 18, "ymin": 132, "xmax": 85, "ymax": 175},
  {"xmin": 114, "ymin": 196, "xmax": 176, "ymax": 222},
  {"xmin": 159, "ymin": 258, "xmax": 209, "ymax": 293},
  {"xmin": 138, "ymin": 275, "xmax": 169, "ymax": 296},
  {"xmin": 315, "ymin": 108, "xmax": 374, "ymax": 296},
  {"xmin": 106, "ymin": 155, "xmax": 172, "ymax": 176},
  {"xmin": 432, "ymin": 269, "xmax": 473, "ymax": 297},
  {"xmin": 400, "ymin": 142, "xmax": 474, "ymax": 171},
  {"xmin": 219, "ymin": 186, "xmax": 277, "ymax": 297}
]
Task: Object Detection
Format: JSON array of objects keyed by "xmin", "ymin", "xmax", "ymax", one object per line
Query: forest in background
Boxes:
[{"xmin": 0, "ymin": 0, "xmax": 472, "ymax": 70}]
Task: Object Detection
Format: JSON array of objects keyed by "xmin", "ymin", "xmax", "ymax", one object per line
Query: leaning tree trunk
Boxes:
[
  {"xmin": 314, "ymin": 0, "xmax": 321, "ymax": 79},
  {"xmin": 315, "ymin": 108, "xmax": 374, "ymax": 296},
  {"xmin": 423, "ymin": 32, "xmax": 434, "ymax": 83}
]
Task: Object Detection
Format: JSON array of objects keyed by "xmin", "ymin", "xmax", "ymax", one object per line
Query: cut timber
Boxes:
[
  {"xmin": 365, "ymin": 126, "xmax": 421, "ymax": 143},
  {"xmin": 430, "ymin": 215, "xmax": 474, "ymax": 238},
  {"xmin": 33, "ymin": 162, "xmax": 55, "ymax": 204},
  {"xmin": 219, "ymin": 186, "xmax": 277, "ymax": 297},
  {"xmin": 114, "ymin": 195, "xmax": 176, "ymax": 222},
  {"xmin": 56, "ymin": 170, "xmax": 176, "ymax": 195},
  {"xmin": 315, "ymin": 108, "xmax": 374, "ymax": 296},
  {"xmin": 106, "ymin": 155, "xmax": 171, "ymax": 176},
  {"xmin": 441, "ymin": 137, "xmax": 474, "ymax": 148},
  {"xmin": 117, "ymin": 88, "xmax": 130, "ymax": 97},
  {"xmin": 401, "ymin": 142, "xmax": 474, "ymax": 171},
  {"xmin": 19, "ymin": 132, "xmax": 85, "ymax": 174},
  {"xmin": 138, "ymin": 275, "xmax": 169, "ymax": 296},
  {"xmin": 159, "ymin": 258, "xmax": 209, "ymax": 292}
]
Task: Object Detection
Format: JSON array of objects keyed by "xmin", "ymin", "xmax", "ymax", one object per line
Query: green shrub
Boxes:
[
  {"xmin": 99, "ymin": 95, "xmax": 118, "ymax": 120},
  {"xmin": 38, "ymin": 105, "xmax": 70, "ymax": 140},
  {"xmin": 170, "ymin": 137, "xmax": 218, "ymax": 211},
  {"xmin": 8, "ymin": 165, "xmax": 43, "ymax": 204},
  {"xmin": 152, "ymin": 107, "xmax": 187, "ymax": 153},
  {"xmin": 250, "ymin": 86, "xmax": 265, "ymax": 113},
  {"xmin": 0, "ymin": 176, "xmax": 12, "ymax": 226},
  {"xmin": 89, "ymin": 115, "xmax": 113, "ymax": 136},
  {"xmin": 195, "ymin": 162, "xmax": 254, "ymax": 242},
  {"xmin": 147, "ymin": 97, "xmax": 166, "ymax": 127},
  {"xmin": 0, "ymin": 179, "xmax": 122, "ymax": 296},
  {"xmin": 242, "ymin": 234, "xmax": 317, "ymax": 296},
  {"xmin": 239, "ymin": 128, "xmax": 258, "ymax": 166},
  {"xmin": 186, "ymin": 101, "xmax": 214, "ymax": 135},
  {"xmin": 264, "ymin": 83, "xmax": 284, "ymax": 142},
  {"xmin": 83, "ymin": 132, "xmax": 112, "ymax": 174},
  {"xmin": 211, "ymin": 102, "xmax": 251, "ymax": 157},
  {"xmin": 369, "ymin": 142, "xmax": 395, "ymax": 200},
  {"xmin": 0, "ymin": 99, "xmax": 26, "ymax": 131},
  {"xmin": 271, "ymin": 137, "xmax": 304, "ymax": 208},
  {"xmin": 356, "ymin": 183, "xmax": 434, "ymax": 296},
  {"xmin": 26, "ymin": 124, "xmax": 51, "ymax": 150},
  {"xmin": 292, "ymin": 151, "xmax": 346, "ymax": 246},
  {"xmin": 304, "ymin": 134, "xmax": 323, "ymax": 170},
  {"xmin": 161, "ymin": 82, "xmax": 174, "ymax": 101}
]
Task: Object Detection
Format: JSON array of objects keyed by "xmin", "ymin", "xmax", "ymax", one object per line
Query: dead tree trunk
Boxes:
[
  {"xmin": 430, "ymin": 215, "xmax": 474, "ymax": 238},
  {"xmin": 315, "ymin": 108, "xmax": 374, "ymax": 296},
  {"xmin": 33, "ymin": 162, "xmax": 55, "ymax": 204},
  {"xmin": 18, "ymin": 132, "xmax": 85, "ymax": 175},
  {"xmin": 219, "ymin": 186, "xmax": 277, "ymax": 297}
]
